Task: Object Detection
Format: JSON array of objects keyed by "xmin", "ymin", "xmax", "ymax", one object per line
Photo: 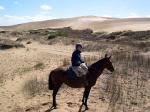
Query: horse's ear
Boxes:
[{"xmin": 105, "ymin": 54, "xmax": 108, "ymax": 58}]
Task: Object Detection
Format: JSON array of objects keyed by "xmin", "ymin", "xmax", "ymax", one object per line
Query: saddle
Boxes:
[{"xmin": 65, "ymin": 67, "xmax": 78, "ymax": 80}]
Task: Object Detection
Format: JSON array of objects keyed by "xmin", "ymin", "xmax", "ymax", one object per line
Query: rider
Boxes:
[{"xmin": 71, "ymin": 43, "xmax": 88, "ymax": 85}]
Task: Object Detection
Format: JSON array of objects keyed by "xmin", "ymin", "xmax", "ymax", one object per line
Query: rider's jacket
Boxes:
[{"xmin": 71, "ymin": 50, "xmax": 84, "ymax": 67}]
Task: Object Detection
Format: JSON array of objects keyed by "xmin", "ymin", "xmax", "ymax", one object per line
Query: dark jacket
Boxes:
[{"xmin": 71, "ymin": 50, "xmax": 84, "ymax": 66}]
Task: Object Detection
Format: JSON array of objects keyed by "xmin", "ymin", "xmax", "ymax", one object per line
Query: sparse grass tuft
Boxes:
[
  {"xmin": 0, "ymin": 73, "xmax": 5, "ymax": 86},
  {"xmin": 93, "ymin": 31, "xmax": 107, "ymax": 37},
  {"xmin": 62, "ymin": 58, "xmax": 70, "ymax": 66},
  {"xmin": 23, "ymin": 77, "xmax": 47, "ymax": 97},
  {"xmin": 22, "ymin": 67, "xmax": 32, "ymax": 73},
  {"xmin": 83, "ymin": 42, "xmax": 109, "ymax": 52},
  {"xmin": 34, "ymin": 62, "xmax": 45, "ymax": 70},
  {"xmin": 83, "ymin": 55, "xmax": 100, "ymax": 64}
]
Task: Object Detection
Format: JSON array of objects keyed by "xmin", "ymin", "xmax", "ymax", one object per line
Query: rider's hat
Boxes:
[{"xmin": 76, "ymin": 43, "xmax": 83, "ymax": 49}]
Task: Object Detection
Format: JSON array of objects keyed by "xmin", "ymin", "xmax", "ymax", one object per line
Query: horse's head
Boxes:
[{"xmin": 103, "ymin": 54, "xmax": 114, "ymax": 72}]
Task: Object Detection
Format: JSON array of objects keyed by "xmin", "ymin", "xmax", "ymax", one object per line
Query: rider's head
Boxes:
[{"xmin": 76, "ymin": 43, "xmax": 83, "ymax": 52}]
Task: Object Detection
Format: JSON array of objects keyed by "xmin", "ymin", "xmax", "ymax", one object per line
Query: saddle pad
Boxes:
[{"xmin": 65, "ymin": 67, "xmax": 78, "ymax": 80}]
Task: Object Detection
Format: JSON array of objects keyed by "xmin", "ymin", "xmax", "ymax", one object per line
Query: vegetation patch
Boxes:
[
  {"xmin": 48, "ymin": 31, "xmax": 68, "ymax": 40},
  {"xmin": 83, "ymin": 55, "xmax": 100, "ymax": 64},
  {"xmin": 0, "ymin": 73, "xmax": 5, "ymax": 86},
  {"xmin": 62, "ymin": 58, "xmax": 70, "ymax": 66},
  {"xmin": 34, "ymin": 62, "xmax": 45, "ymax": 70},
  {"xmin": 100, "ymin": 51, "xmax": 150, "ymax": 112},
  {"xmin": 23, "ymin": 78, "xmax": 47, "ymax": 97},
  {"xmin": 0, "ymin": 39, "xmax": 25, "ymax": 50}
]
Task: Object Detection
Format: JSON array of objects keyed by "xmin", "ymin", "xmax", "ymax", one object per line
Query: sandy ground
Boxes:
[{"xmin": 0, "ymin": 41, "xmax": 110, "ymax": 112}]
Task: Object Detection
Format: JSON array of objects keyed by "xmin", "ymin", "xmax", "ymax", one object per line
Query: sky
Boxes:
[{"xmin": 0, "ymin": 0, "xmax": 150, "ymax": 26}]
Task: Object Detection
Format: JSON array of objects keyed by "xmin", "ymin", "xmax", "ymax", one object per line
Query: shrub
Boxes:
[
  {"xmin": 23, "ymin": 78, "xmax": 47, "ymax": 97},
  {"xmin": 48, "ymin": 31, "xmax": 68, "ymax": 40},
  {"xmin": 48, "ymin": 32, "xmax": 57, "ymax": 39}
]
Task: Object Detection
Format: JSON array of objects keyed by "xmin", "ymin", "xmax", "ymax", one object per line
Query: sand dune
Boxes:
[{"xmin": 1, "ymin": 16, "xmax": 150, "ymax": 32}]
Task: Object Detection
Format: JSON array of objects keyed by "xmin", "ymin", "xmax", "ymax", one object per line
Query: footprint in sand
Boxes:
[
  {"xmin": 41, "ymin": 102, "xmax": 50, "ymax": 106},
  {"xmin": 7, "ymin": 105, "xmax": 12, "ymax": 109},
  {"xmin": 67, "ymin": 102, "xmax": 79, "ymax": 108},
  {"xmin": 67, "ymin": 102, "xmax": 73, "ymax": 107}
]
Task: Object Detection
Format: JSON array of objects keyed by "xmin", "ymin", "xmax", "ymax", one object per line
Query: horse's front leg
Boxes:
[
  {"xmin": 51, "ymin": 84, "xmax": 61, "ymax": 109},
  {"xmin": 52, "ymin": 88, "xmax": 58, "ymax": 108},
  {"xmin": 82, "ymin": 87, "xmax": 91, "ymax": 110},
  {"xmin": 82, "ymin": 89, "xmax": 86, "ymax": 104}
]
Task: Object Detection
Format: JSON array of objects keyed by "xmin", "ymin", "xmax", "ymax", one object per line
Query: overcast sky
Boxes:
[{"xmin": 0, "ymin": 0, "xmax": 150, "ymax": 26}]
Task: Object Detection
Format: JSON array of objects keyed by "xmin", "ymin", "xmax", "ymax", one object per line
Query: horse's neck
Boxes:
[{"xmin": 89, "ymin": 59, "xmax": 105, "ymax": 78}]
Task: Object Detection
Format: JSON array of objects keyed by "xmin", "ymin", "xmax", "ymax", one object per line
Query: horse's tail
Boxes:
[{"xmin": 48, "ymin": 71, "xmax": 54, "ymax": 90}]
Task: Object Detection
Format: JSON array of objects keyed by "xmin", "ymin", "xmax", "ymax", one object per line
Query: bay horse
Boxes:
[{"xmin": 48, "ymin": 54, "xmax": 114, "ymax": 110}]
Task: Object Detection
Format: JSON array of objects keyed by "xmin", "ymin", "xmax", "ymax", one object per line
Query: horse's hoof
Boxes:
[
  {"xmin": 49, "ymin": 105, "xmax": 57, "ymax": 110},
  {"xmin": 85, "ymin": 106, "xmax": 89, "ymax": 110},
  {"xmin": 84, "ymin": 105, "xmax": 89, "ymax": 110},
  {"xmin": 54, "ymin": 106, "xmax": 57, "ymax": 109}
]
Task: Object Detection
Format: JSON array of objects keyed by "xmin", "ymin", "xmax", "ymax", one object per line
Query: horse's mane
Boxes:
[{"xmin": 88, "ymin": 58, "xmax": 105, "ymax": 69}]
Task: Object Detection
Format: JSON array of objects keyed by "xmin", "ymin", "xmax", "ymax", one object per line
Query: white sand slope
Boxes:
[{"xmin": 1, "ymin": 16, "xmax": 150, "ymax": 32}]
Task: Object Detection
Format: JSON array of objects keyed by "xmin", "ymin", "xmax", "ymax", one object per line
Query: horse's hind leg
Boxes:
[{"xmin": 52, "ymin": 84, "xmax": 62, "ymax": 109}]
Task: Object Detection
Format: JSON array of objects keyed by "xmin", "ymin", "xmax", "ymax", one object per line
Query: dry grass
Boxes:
[
  {"xmin": 0, "ymin": 73, "xmax": 6, "ymax": 86},
  {"xmin": 62, "ymin": 58, "xmax": 70, "ymax": 67},
  {"xmin": 34, "ymin": 62, "xmax": 45, "ymax": 70},
  {"xmin": 83, "ymin": 42, "xmax": 109, "ymax": 52},
  {"xmin": 100, "ymin": 51, "xmax": 150, "ymax": 112},
  {"xmin": 12, "ymin": 62, "xmax": 45, "ymax": 77},
  {"xmin": 0, "ymin": 29, "xmax": 150, "ymax": 112},
  {"xmin": 23, "ymin": 77, "xmax": 48, "ymax": 97},
  {"xmin": 83, "ymin": 55, "xmax": 100, "ymax": 64}
]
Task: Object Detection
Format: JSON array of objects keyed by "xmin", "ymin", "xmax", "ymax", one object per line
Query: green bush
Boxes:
[
  {"xmin": 48, "ymin": 32, "xmax": 57, "ymax": 39},
  {"xmin": 93, "ymin": 32, "xmax": 107, "ymax": 35},
  {"xmin": 48, "ymin": 31, "xmax": 68, "ymax": 40}
]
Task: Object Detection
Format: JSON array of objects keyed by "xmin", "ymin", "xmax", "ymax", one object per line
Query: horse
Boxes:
[{"xmin": 48, "ymin": 54, "xmax": 114, "ymax": 110}]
